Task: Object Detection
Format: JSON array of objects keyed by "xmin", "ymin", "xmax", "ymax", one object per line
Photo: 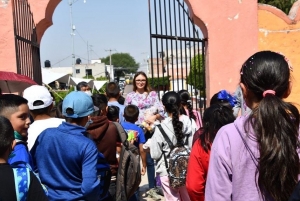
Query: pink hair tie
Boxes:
[{"xmin": 263, "ymin": 90, "xmax": 276, "ymax": 97}]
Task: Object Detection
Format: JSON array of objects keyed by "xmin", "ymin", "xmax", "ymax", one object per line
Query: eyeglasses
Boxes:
[{"xmin": 135, "ymin": 80, "xmax": 146, "ymax": 83}]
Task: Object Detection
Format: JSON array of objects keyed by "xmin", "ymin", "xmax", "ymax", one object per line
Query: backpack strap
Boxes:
[
  {"xmin": 156, "ymin": 124, "xmax": 173, "ymax": 171},
  {"xmin": 234, "ymin": 123, "xmax": 258, "ymax": 168},
  {"xmin": 157, "ymin": 124, "xmax": 173, "ymax": 149},
  {"xmin": 112, "ymin": 122, "xmax": 129, "ymax": 148},
  {"xmin": 12, "ymin": 165, "xmax": 30, "ymax": 201}
]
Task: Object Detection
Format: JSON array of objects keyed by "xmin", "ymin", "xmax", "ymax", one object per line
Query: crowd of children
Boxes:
[{"xmin": 1, "ymin": 50, "xmax": 300, "ymax": 201}]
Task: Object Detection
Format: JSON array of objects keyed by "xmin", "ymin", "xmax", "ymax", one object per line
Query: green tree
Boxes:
[
  {"xmin": 101, "ymin": 53, "xmax": 139, "ymax": 78},
  {"xmin": 82, "ymin": 75, "xmax": 95, "ymax": 79},
  {"xmin": 258, "ymin": 0, "xmax": 297, "ymax": 14},
  {"xmin": 186, "ymin": 54, "xmax": 205, "ymax": 91},
  {"xmin": 96, "ymin": 76, "xmax": 108, "ymax": 81}
]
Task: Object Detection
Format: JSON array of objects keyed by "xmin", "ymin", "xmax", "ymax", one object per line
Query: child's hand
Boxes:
[{"xmin": 141, "ymin": 166, "xmax": 146, "ymax": 176}]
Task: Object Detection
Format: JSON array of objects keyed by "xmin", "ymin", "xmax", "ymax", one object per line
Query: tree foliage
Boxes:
[
  {"xmin": 149, "ymin": 77, "xmax": 170, "ymax": 90},
  {"xmin": 186, "ymin": 54, "xmax": 204, "ymax": 91},
  {"xmin": 258, "ymin": 0, "xmax": 297, "ymax": 14},
  {"xmin": 101, "ymin": 53, "xmax": 139, "ymax": 77}
]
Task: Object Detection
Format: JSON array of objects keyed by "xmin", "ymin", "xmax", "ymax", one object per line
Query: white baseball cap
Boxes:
[{"xmin": 23, "ymin": 85, "xmax": 53, "ymax": 110}]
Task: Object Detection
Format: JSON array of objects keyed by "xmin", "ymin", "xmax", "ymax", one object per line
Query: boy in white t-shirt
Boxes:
[{"xmin": 23, "ymin": 85, "xmax": 64, "ymax": 150}]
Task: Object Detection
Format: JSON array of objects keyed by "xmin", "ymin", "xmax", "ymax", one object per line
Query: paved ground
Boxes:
[{"xmin": 139, "ymin": 173, "xmax": 165, "ymax": 201}]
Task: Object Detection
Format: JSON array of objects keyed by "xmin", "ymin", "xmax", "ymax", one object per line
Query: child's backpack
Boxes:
[
  {"xmin": 97, "ymin": 152, "xmax": 112, "ymax": 199},
  {"xmin": 11, "ymin": 161, "xmax": 48, "ymax": 201},
  {"xmin": 157, "ymin": 124, "xmax": 190, "ymax": 189},
  {"xmin": 113, "ymin": 122, "xmax": 141, "ymax": 201}
]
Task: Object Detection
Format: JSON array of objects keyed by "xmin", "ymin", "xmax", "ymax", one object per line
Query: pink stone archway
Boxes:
[{"xmin": 0, "ymin": 0, "xmax": 260, "ymax": 103}]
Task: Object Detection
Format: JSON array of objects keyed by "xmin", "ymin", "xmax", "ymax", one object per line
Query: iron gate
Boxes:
[
  {"xmin": 148, "ymin": 0, "xmax": 207, "ymax": 113},
  {"xmin": 12, "ymin": 0, "xmax": 42, "ymax": 84}
]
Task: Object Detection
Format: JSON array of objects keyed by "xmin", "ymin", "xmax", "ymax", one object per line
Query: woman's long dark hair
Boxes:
[
  {"xmin": 178, "ymin": 90, "xmax": 196, "ymax": 121},
  {"xmin": 199, "ymin": 104, "xmax": 235, "ymax": 152},
  {"xmin": 241, "ymin": 51, "xmax": 299, "ymax": 201},
  {"xmin": 162, "ymin": 91, "xmax": 184, "ymax": 146}
]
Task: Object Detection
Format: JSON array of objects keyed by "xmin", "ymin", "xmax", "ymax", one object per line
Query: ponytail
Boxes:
[
  {"xmin": 162, "ymin": 91, "xmax": 184, "ymax": 146},
  {"xmin": 248, "ymin": 95, "xmax": 300, "ymax": 201},
  {"xmin": 186, "ymin": 101, "xmax": 196, "ymax": 121},
  {"xmin": 171, "ymin": 105, "xmax": 184, "ymax": 146}
]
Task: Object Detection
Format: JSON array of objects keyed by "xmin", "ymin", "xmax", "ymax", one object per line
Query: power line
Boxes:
[
  {"xmin": 75, "ymin": 29, "xmax": 87, "ymax": 44},
  {"xmin": 51, "ymin": 54, "xmax": 73, "ymax": 66},
  {"xmin": 75, "ymin": 29, "xmax": 101, "ymax": 59}
]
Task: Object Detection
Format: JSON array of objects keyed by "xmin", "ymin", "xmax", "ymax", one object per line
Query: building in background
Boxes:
[{"xmin": 43, "ymin": 59, "xmax": 108, "ymax": 79}]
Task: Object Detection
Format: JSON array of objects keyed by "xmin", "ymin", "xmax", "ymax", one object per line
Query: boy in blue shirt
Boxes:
[
  {"xmin": 0, "ymin": 94, "xmax": 33, "ymax": 167},
  {"xmin": 0, "ymin": 116, "xmax": 47, "ymax": 200},
  {"xmin": 121, "ymin": 105, "xmax": 146, "ymax": 174},
  {"xmin": 106, "ymin": 82, "xmax": 125, "ymax": 123},
  {"xmin": 121, "ymin": 105, "xmax": 147, "ymax": 201},
  {"xmin": 31, "ymin": 91, "xmax": 100, "ymax": 200}
]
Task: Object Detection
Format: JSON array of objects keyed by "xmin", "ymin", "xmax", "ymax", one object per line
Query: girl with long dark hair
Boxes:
[
  {"xmin": 178, "ymin": 90, "xmax": 202, "ymax": 129},
  {"xmin": 150, "ymin": 91, "xmax": 196, "ymax": 200},
  {"xmin": 205, "ymin": 51, "xmax": 300, "ymax": 201},
  {"xmin": 186, "ymin": 104, "xmax": 235, "ymax": 201}
]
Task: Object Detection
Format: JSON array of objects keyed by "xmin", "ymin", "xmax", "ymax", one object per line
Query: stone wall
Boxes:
[{"xmin": 258, "ymin": 2, "xmax": 300, "ymax": 105}]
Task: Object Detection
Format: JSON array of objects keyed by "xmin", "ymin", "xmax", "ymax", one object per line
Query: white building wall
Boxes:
[{"xmin": 43, "ymin": 62, "xmax": 107, "ymax": 79}]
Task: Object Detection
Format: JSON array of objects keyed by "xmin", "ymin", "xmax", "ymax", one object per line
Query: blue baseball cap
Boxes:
[{"xmin": 62, "ymin": 91, "xmax": 94, "ymax": 118}]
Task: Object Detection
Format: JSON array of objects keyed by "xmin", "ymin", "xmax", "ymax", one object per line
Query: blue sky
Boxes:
[{"xmin": 40, "ymin": 0, "xmax": 150, "ymax": 67}]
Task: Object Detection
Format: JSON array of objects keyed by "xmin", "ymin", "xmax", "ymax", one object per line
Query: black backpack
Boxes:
[{"xmin": 113, "ymin": 122, "xmax": 141, "ymax": 201}]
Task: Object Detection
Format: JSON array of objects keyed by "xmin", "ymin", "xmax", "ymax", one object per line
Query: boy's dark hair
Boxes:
[
  {"xmin": 118, "ymin": 96, "xmax": 125, "ymax": 105},
  {"xmin": 107, "ymin": 106, "xmax": 119, "ymax": 122},
  {"xmin": 0, "ymin": 94, "xmax": 28, "ymax": 118},
  {"xmin": 0, "ymin": 116, "xmax": 14, "ymax": 156},
  {"xmin": 106, "ymin": 82, "xmax": 120, "ymax": 98},
  {"xmin": 92, "ymin": 94, "xmax": 108, "ymax": 115},
  {"xmin": 30, "ymin": 100, "xmax": 52, "ymax": 116},
  {"xmin": 76, "ymin": 81, "xmax": 89, "ymax": 91},
  {"xmin": 64, "ymin": 108, "xmax": 85, "ymax": 124},
  {"xmin": 124, "ymin": 105, "xmax": 139, "ymax": 123}
]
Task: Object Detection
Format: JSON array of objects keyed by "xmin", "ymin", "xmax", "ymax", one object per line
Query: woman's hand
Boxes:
[{"xmin": 144, "ymin": 114, "xmax": 157, "ymax": 124}]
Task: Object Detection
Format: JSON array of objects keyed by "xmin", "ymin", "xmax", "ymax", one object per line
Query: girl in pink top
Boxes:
[{"xmin": 178, "ymin": 90, "xmax": 202, "ymax": 129}]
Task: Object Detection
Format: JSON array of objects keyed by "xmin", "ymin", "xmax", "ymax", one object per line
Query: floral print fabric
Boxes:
[{"xmin": 125, "ymin": 91, "xmax": 164, "ymax": 124}]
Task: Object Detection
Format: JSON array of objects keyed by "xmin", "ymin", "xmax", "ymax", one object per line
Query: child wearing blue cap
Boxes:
[{"xmin": 31, "ymin": 91, "xmax": 100, "ymax": 200}]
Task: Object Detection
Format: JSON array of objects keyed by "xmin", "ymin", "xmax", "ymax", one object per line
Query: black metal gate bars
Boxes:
[
  {"xmin": 148, "ymin": 0, "xmax": 207, "ymax": 112},
  {"xmin": 12, "ymin": 0, "xmax": 42, "ymax": 84}
]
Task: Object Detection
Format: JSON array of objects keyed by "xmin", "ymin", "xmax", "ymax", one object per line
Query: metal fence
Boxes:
[
  {"xmin": 148, "ymin": 0, "xmax": 207, "ymax": 114},
  {"xmin": 12, "ymin": 0, "xmax": 42, "ymax": 84}
]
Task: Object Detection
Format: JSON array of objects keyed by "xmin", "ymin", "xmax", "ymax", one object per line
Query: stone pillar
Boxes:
[
  {"xmin": 0, "ymin": 2, "xmax": 17, "ymax": 72},
  {"xmin": 186, "ymin": 0, "xmax": 259, "ymax": 101}
]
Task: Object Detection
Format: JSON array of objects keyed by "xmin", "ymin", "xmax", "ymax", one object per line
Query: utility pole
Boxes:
[
  {"xmin": 87, "ymin": 41, "xmax": 89, "ymax": 65},
  {"xmin": 69, "ymin": 0, "xmax": 86, "ymax": 78},
  {"xmin": 105, "ymin": 49, "xmax": 117, "ymax": 81}
]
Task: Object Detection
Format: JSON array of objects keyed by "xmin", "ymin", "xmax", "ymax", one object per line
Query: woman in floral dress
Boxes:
[{"xmin": 125, "ymin": 71, "xmax": 164, "ymax": 200}]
